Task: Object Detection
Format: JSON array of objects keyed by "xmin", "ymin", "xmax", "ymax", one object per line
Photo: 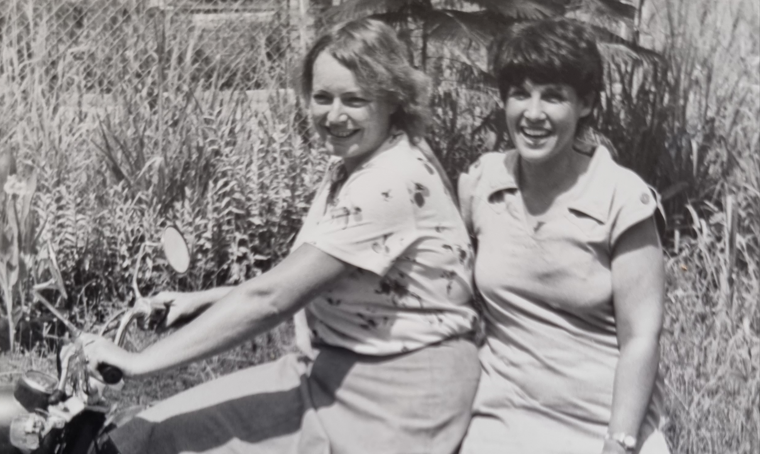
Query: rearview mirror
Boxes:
[{"xmin": 162, "ymin": 226, "xmax": 190, "ymax": 274}]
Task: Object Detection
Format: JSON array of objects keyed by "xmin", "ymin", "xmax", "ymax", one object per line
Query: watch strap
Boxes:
[{"xmin": 605, "ymin": 432, "xmax": 638, "ymax": 452}]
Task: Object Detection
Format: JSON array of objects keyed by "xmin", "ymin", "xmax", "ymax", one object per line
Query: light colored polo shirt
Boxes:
[
  {"xmin": 292, "ymin": 132, "xmax": 477, "ymax": 356},
  {"xmin": 458, "ymin": 146, "xmax": 665, "ymax": 453}
]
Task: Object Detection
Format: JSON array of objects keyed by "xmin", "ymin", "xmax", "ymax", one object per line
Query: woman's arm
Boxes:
[
  {"xmin": 605, "ymin": 218, "xmax": 665, "ymax": 453},
  {"xmin": 84, "ymin": 244, "xmax": 351, "ymax": 378},
  {"xmin": 148, "ymin": 286, "xmax": 236, "ymax": 328}
]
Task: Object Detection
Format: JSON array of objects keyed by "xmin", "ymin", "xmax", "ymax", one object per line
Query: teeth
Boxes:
[
  {"xmin": 521, "ymin": 127, "xmax": 551, "ymax": 139},
  {"xmin": 330, "ymin": 130, "xmax": 355, "ymax": 138}
]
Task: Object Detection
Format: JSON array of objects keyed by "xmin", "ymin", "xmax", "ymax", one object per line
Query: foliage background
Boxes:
[{"xmin": 0, "ymin": 0, "xmax": 758, "ymax": 452}]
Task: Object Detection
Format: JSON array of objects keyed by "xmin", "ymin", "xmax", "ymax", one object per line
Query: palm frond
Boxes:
[
  {"xmin": 326, "ymin": 0, "xmax": 571, "ymax": 24},
  {"xmin": 590, "ymin": 25, "xmax": 664, "ymax": 66},
  {"xmin": 325, "ymin": 0, "xmax": 432, "ymax": 23},
  {"xmin": 433, "ymin": 54, "xmax": 497, "ymax": 88},
  {"xmin": 426, "ymin": 10, "xmax": 512, "ymax": 46},
  {"xmin": 567, "ymin": 0, "xmax": 638, "ymax": 24},
  {"xmin": 468, "ymin": 0, "xmax": 569, "ymax": 20},
  {"xmin": 365, "ymin": 11, "xmax": 421, "ymax": 27}
]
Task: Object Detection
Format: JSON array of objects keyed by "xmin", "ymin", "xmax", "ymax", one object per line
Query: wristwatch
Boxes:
[{"xmin": 605, "ymin": 432, "xmax": 638, "ymax": 452}]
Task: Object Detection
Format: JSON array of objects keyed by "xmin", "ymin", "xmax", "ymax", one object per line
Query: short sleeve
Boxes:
[
  {"xmin": 457, "ymin": 158, "xmax": 484, "ymax": 234},
  {"xmin": 306, "ymin": 167, "xmax": 419, "ymax": 276},
  {"xmin": 609, "ymin": 172, "xmax": 659, "ymax": 247}
]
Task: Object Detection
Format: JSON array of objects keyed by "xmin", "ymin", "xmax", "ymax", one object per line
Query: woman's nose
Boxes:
[
  {"xmin": 524, "ymin": 96, "xmax": 544, "ymax": 121},
  {"xmin": 326, "ymin": 101, "xmax": 346, "ymax": 124}
]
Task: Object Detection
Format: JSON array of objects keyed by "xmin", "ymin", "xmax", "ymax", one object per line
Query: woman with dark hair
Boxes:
[
  {"xmin": 82, "ymin": 18, "xmax": 479, "ymax": 454},
  {"xmin": 458, "ymin": 18, "xmax": 670, "ymax": 454}
]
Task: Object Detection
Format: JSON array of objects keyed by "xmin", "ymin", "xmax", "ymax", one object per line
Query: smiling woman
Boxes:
[
  {"xmin": 504, "ymin": 80, "xmax": 592, "ymax": 166},
  {"xmin": 307, "ymin": 52, "xmax": 396, "ymax": 170},
  {"xmin": 459, "ymin": 18, "xmax": 670, "ymax": 454},
  {"xmin": 299, "ymin": 18, "xmax": 435, "ymax": 172},
  {"xmin": 83, "ymin": 17, "xmax": 479, "ymax": 454}
]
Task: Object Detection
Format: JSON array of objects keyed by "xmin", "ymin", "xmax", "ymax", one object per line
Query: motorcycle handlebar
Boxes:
[
  {"xmin": 94, "ymin": 304, "xmax": 151, "ymax": 385},
  {"xmin": 97, "ymin": 364, "xmax": 123, "ymax": 385}
]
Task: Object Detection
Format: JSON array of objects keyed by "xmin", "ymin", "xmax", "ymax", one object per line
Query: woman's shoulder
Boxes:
[
  {"xmin": 457, "ymin": 151, "xmax": 515, "ymax": 228},
  {"xmin": 590, "ymin": 146, "xmax": 653, "ymax": 198},
  {"xmin": 358, "ymin": 140, "xmax": 447, "ymax": 190},
  {"xmin": 343, "ymin": 141, "xmax": 447, "ymax": 207},
  {"xmin": 583, "ymin": 146, "xmax": 664, "ymax": 237},
  {"xmin": 458, "ymin": 150, "xmax": 516, "ymax": 197},
  {"xmin": 462, "ymin": 151, "xmax": 513, "ymax": 176}
]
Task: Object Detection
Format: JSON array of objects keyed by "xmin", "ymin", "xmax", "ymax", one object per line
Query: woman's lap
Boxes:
[
  {"xmin": 313, "ymin": 337, "xmax": 479, "ymax": 453},
  {"xmin": 108, "ymin": 354, "xmax": 325, "ymax": 454},
  {"xmin": 107, "ymin": 337, "xmax": 479, "ymax": 454},
  {"xmin": 461, "ymin": 404, "xmax": 671, "ymax": 454}
]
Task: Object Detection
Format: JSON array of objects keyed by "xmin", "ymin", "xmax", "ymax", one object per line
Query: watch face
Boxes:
[
  {"xmin": 622, "ymin": 435, "xmax": 637, "ymax": 449},
  {"xmin": 607, "ymin": 432, "xmax": 638, "ymax": 451}
]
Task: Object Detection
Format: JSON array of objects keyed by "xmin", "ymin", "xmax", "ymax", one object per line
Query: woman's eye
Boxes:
[
  {"xmin": 543, "ymin": 91, "xmax": 565, "ymax": 102},
  {"xmin": 312, "ymin": 94, "xmax": 331, "ymax": 104},
  {"xmin": 508, "ymin": 90, "xmax": 528, "ymax": 100},
  {"xmin": 344, "ymin": 97, "xmax": 369, "ymax": 107}
]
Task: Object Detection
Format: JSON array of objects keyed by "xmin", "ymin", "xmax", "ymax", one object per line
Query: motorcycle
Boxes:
[{"xmin": 0, "ymin": 226, "xmax": 191, "ymax": 453}]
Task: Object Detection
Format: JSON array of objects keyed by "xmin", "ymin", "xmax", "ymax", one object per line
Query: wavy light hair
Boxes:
[
  {"xmin": 299, "ymin": 18, "xmax": 431, "ymax": 142},
  {"xmin": 300, "ymin": 18, "xmax": 456, "ymax": 202}
]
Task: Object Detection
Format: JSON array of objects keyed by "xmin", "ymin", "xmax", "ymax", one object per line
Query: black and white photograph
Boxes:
[{"xmin": 0, "ymin": 1, "xmax": 757, "ymax": 453}]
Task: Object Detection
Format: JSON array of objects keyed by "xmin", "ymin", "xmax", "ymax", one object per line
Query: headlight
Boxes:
[{"xmin": 14, "ymin": 371, "xmax": 58, "ymax": 412}]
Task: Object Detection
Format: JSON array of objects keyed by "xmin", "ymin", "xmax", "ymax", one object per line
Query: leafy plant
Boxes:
[
  {"xmin": 324, "ymin": 1, "xmax": 653, "ymax": 74},
  {"xmin": 0, "ymin": 168, "xmax": 38, "ymax": 352}
]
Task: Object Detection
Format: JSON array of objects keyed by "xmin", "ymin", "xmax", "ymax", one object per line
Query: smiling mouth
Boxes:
[
  {"xmin": 519, "ymin": 126, "xmax": 552, "ymax": 140},
  {"xmin": 328, "ymin": 129, "xmax": 359, "ymax": 139}
]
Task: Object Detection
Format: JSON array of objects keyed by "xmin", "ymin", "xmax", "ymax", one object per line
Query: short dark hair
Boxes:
[
  {"xmin": 300, "ymin": 18, "xmax": 431, "ymax": 142},
  {"xmin": 490, "ymin": 18, "xmax": 603, "ymax": 110}
]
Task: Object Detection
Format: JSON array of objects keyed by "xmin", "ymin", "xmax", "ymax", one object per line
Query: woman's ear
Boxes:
[
  {"xmin": 579, "ymin": 92, "xmax": 595, "ymax": 118},
  {"xmin": 390, "ymin": 97, "xmax": 402, "ymax": 115},
  {"xmin": 387, "ymin": 99, "xmax": 402, "ymax": 125}
]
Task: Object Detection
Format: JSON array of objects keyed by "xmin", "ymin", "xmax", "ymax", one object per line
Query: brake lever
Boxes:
[{"xmin": 150, "ymin": 302, "xmax": 172, "ymax": 332}]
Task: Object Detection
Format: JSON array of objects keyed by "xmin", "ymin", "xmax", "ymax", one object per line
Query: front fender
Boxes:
[{"xmin": 0, "ymin": 383, "xmax": 27, "ymax": 453}]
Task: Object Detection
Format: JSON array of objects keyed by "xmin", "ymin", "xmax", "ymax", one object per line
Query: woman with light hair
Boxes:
[{"xmin": 84, "ymin": 18, "xmax": 479, "ymax": 454}]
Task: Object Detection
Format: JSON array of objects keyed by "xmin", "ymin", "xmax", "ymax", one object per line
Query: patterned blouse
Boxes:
[{"xmin": 291, "ymin": 132, "xmax": 477, "ymax": 356}]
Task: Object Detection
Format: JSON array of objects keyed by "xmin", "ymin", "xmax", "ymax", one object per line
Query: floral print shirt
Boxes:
[{"xmin": 292, "ymin": 132, "xmax": 477, "ymax": 355}]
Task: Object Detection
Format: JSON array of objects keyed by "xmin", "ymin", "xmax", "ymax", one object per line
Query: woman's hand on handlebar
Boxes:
[
  {"xmin": 80, "ymin": 333, "xmax": 141, "ymax": 380},
  {"xmin": 147, "ymin": 291, "xmax": 207, "ymax": 330}
]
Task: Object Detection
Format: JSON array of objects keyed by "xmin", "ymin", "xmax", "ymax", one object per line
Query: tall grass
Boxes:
[
  {"xmin": 635, "ymin": 1, "xmax": 759, "ymax": 452},
  {"xmin": 0, "ymin": 0, "xmax": 320, "ymax": 354}
]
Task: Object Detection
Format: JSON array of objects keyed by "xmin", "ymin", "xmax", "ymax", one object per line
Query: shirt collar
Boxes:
[
  {"xmin": 566, "ymin": 145, "xmax": 616, "ymax": 224},
  {"xmin": 485, "ymin": 150, "xmax": 520, "ymax": 193},
  {"xmin": 485, "ymin": 145, "xmax": 617, "ymax": 224}
]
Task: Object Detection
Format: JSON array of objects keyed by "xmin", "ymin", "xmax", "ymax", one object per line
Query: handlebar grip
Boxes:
[
  {"xmin": 97, "ymin": 363, "xmax": 123, "ymax": 384},
  {"xmin": 48, "ymin": 389, "xmax": 66, "ymax": 406}
]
